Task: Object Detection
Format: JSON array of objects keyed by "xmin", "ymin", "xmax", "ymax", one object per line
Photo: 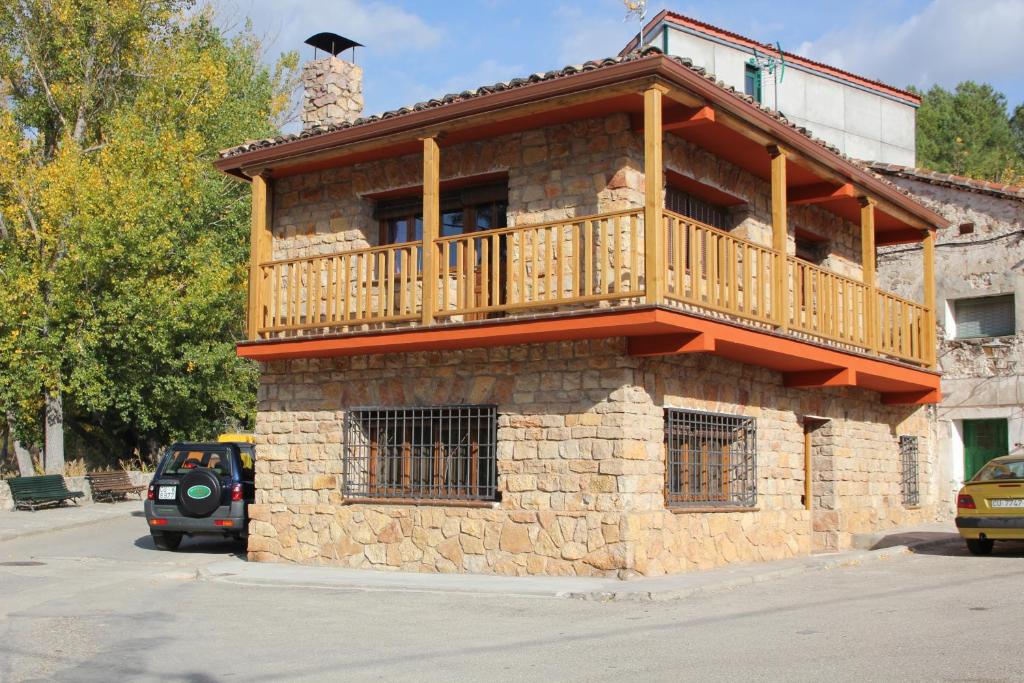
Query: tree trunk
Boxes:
[
  {"xmin": 44, "ymin": 390, "xmax": 65, "ymax": 474},
  {"xmin": 6, "ymin": 413, "xmax": 34, "ymax": 477}
]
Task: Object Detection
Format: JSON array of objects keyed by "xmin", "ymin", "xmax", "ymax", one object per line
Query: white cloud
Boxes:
[
  {"xmin": 251, "ymin": 0, "xmax": 444, "ymax": 56},
  {"xmin": 796, "ymin": 0, "xmax": 1024, "ymax": 92}
]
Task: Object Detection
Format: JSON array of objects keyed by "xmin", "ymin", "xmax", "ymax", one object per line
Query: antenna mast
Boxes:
[{"xmin": 623, "ymin": 1, "xmax": 647, "ymax": 51}]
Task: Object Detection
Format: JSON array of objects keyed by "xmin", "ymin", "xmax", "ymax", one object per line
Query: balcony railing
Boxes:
[{"xmin": 251, "ymin": 208, "xmax": 934, "ymax": 367}]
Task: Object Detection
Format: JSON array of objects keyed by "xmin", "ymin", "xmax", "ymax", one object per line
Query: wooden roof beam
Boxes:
[{"xmin": 788, "ymin": 182, "xmax": 856, "ymax": 205}]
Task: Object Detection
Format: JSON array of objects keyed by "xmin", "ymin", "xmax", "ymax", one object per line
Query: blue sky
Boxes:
[{"xmin": 233, "ymin": 0, "xmax": 1024, "ymax": 121}]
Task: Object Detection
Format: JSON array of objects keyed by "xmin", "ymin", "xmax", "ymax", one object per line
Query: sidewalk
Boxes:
[
  {"xmin": 201, "ymin": 522, "xmax": 961, "ymax": 602},
  {"xmin": 0, "ymin": 500, "xmax": 143, "ymax": 542}
]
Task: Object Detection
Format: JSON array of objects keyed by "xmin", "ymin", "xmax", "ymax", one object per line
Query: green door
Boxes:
[{"xmin": 963, "ymin": 418, "xmax": 1010, "ymax": 480}]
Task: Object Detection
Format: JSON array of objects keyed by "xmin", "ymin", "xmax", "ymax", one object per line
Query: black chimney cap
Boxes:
[{"xmin": 304, "ymin": 32, "xmax": 362, "ymax": 57}]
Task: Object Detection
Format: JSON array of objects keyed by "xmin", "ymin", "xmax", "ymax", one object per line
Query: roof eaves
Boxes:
[
  {"xmin": 216, "ymin": 48, "xmax": 945, "ymax": 228},
  {"xmin": 868, "ymin": 163, "xmax": 1024, "ymax": 203}
]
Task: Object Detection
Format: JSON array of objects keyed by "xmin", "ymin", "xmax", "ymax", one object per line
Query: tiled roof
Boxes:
[
  {"xmin": 869, "ymin": 163, "xmax": 1024, "ymax": 202},
  {"xmin": 220, "ymin": 47, "xmax": 878, "ymax": 172},
  {"xmin": 220, "ymin": 47, "xmax": 941, "ymax": 212},
  {"xmin": 623, "ymin": 11, "xmax": 920, "ymax": 104}
]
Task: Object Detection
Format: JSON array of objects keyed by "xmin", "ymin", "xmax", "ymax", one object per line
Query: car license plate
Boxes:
[
  {"xmin": 158, "ymin": 486, "xmax": 176, "ymax": 501},
  {"xmin": 991, "ymin": 499, "xmax": 1024, "ymax": 508}
]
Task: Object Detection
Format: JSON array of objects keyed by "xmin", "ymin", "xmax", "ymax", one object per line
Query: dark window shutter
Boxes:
[{"xmin": 954, "ymin": 295, "xmax": 1015, "ymax": 339}]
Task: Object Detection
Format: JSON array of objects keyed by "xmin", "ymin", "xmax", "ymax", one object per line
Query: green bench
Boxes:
[{"xmin": 7, "ymin": 475, "xmax": 85, "ymax": 511}]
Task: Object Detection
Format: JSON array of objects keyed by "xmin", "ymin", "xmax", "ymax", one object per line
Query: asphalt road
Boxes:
[{"xmin": 1, "ymin": 512, "xmax": 1022, "ymax": 682}]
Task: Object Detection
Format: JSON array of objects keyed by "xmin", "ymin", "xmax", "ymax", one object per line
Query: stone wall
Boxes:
[
  {"xmin": 877, "ymin": 176, "xmax": 1024, "ymax": 503},
  {"xmin": 271, "ymin": 113, "xmax": 864, "ymax": 277},
  {"xmin": 248, "ymin": 340, "xmax": 935, "ymax": 576},
  {"xmin": 301, "ymin": 56, "xmax": 363, "ymax": 132}
]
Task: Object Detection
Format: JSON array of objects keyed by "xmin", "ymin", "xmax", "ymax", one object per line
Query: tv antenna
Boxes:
[
  {"xmin": 748, "ymin": 42, "xmax": 786, "ymax": 111},
  {"xmin": 623, "ymin": 0, "xmax": 647, "ymax": 51}
]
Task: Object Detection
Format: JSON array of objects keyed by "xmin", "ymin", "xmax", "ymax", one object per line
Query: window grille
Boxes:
[
  {"xmin": 665, "ymin": 187, "xmax": 729, "ymax": 230},
  {"xmin": 344, "ymin": 405, "xmax": 498, "ymax": 501},
  {"xmin": 900, "ymin": 435, "xmax": 920, "ymax": 507},
  {"xmin": 953, "ymin": 295, "xmax": 1014, "ymax": 339},
  {"xmin": 665, "ymin": 409, "xmax": 757, "ymax": 507}
]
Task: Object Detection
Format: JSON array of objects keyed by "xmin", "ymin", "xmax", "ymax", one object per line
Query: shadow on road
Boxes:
[{"xmin": 133, "ymin": 534, "xmax": 247, "ymax": 560}]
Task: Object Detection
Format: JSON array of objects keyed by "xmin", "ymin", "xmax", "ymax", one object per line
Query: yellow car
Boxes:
[{"xmin": 956, "ymin": 454, "xmax": 1024, "ymax": 555}]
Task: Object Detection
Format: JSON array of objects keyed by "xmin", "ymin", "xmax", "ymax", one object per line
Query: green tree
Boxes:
[
  {"xmin": 914, "ymin": 82, "xmax": 1018, "ymax": 182},
  {"xmin": 0, "ymin": 3, "xmax": 297, "ymax": 466}
]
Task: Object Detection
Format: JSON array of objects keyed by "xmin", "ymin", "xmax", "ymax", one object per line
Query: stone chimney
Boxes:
[{"xmin": 301, "ymin": 56, "xmax": 364, "ymax": 132}]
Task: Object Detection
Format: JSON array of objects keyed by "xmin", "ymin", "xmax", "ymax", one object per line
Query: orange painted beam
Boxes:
[
  {"xmin": 631, "ymin": 105, "xmax": 715, "ymax": 132},
  {"xmin": 628, "ymin": 332, "xmax": 716, "ymax": 356},
  {"xmin": 236, "ymin": 306, "xmax": 941, "ymax": 404},
  {"xmin": 236, "ymin": 310, "xmax": 674, "ymax": 362},
  {"xmin": 788, "ymin": 182, "xmax": 856, "ymax": 205},
  {"xmin": 783, "ymin": 368, "xmax": 855, "ymax": 389},
  {"xmin": 881, "ymin": 389, "xmax": 941, "ymax": 405}
]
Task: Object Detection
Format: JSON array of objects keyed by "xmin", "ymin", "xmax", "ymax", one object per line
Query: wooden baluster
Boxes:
[
  {"xmin": 584, "ymin": 220, "xmax": 594, "ymax": 297},
  {"xmin": 455, "ymin": 240, "xmax": 464, "ymax": 311},
  {"xmin": 490, "ymin": 235, "xmax": 500, "ymax": 307},
  {"xmin": 613, "ymin": 215, "xmax": 623, "ymax": 295},
  {"xmin": 630, "ymin": 213, "xmax": 640, "ymax": 292},
  {"xmin": 518, "ymin": 231, "xmax": 527, "ymax": 305},
  {"xmin": 743, "ymin": 244, "xmax": 752, "ymax": 317},
  {"xmin": 341, "ymin": 254, "xmax": 350, "ymax": 323},
  {"xmin": 545, "ymin": 228, "xmax": 554, "ymax": 300},
  {"xmin": 481, "ymin": 238, "xmax": 490, "ymax": 309},
  {"xmin": 729, "ymin": 239, "xmax": 739, "ymax": 314},
  {"xmin": 530, "ymin": 229, "xmax": 539, "ymax": 303}
]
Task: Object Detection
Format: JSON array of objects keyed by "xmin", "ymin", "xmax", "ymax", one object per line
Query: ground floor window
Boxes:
[
  {"xmin": 963, "ymin": 418, "xmax": 1009, "ymax": 480},
  {"xmin": 343, "ymin": 405, "xmax": 498, "ymax": 501},
  {"xmin": 665, "ymin": 408, "xmax": 757, "ymax": 507},
  {"xmin": 900, "ymin": 436, "xmax": 920, "ymax": 507}
]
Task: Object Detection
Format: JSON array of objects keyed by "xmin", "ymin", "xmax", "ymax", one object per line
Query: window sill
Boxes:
[
  {"xmin": 342, "ymin": 497, "xmax": 500, "ymax": 509},
  {"xmin": 668, "ymin": 506, "xmax": 761, "ymax": 514}
]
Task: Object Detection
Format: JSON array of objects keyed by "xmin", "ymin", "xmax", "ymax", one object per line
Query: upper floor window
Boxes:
[
  {"xmin": 343, "ymin": 405, "xmax": 498, "ymax": 502},
  {"xmin": 665, "ymin": 186, "xmax": 729, "ymax": 230},
  {"xmin": 794, "ymin": 232, "xmax": 829, "ymax": 266},
  {"xmin": 953, "ymin": 294, "xmax": 1014, "ymax": 339},
  {"xmin": 744, "ymin": 62, "xmax": 762, "ymax": 103},
  {"xmin": 665, "ymin": 408, "xmax": 757, "ymax": 508},
  {"xmin": 376, "ymin": 183, "xmax": 508, "ymax": 246}
]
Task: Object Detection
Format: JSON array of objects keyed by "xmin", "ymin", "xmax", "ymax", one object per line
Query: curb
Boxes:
[
  {"xmin": 569, "ymin": 546, "xmax": 913, "ymax": 602},
  {"xmin": 0, "ymin": 506, "xmax": 141, "ymax": 543},
  {"xmin": 196, "ymin": 540, "xmax": 950, "ymax": 602}
]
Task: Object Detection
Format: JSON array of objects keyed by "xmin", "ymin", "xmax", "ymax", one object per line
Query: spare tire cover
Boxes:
[{"xmin": 177, "ymin": 469, "xmax": 222, "ymax": 517}]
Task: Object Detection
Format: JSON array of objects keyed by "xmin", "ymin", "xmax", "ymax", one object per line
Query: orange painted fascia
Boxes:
[
  {"xmin": 236, "ymin": 309, "xmax": 675, "ymax": 361},
  {"xmin": 237, "ymin": 306, "xmax": 940, "ymax": 403}
]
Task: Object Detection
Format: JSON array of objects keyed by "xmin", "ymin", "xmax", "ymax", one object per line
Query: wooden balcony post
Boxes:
[
  {"xmin": 769, "ymin": 145, "xmax": 788, "ymax": 330},
  {"xmin": 248, "ymin": 171, "xmax": 273, "ymax": 341},
  {"xmin": 421, "ymin": 136, "xmax": 440, "ymax": 326},
  {"xmin": 923, "ymin": 228, "xmax": 937, "ymax": 368},
  {"xmin": 860, "ymin": 197, "xmax": 878, "ymax": 353},
  {"xmin": 643, "ymin": 84, "xmax": 666, "ymax": 304}
]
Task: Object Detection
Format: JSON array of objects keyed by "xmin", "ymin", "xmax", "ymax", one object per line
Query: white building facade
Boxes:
[{"xmin": 623, "ymin": 11, "xmax": 919, "ymax": 166}]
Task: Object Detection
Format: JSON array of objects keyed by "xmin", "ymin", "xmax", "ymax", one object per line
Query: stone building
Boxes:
[
  {"xmin": 874, "ymin": 164, "xmax": 1024, "ymax": 509},
  {"xmin": 216, "ymin": 47, "xmax": 945, "ymax": 577}
]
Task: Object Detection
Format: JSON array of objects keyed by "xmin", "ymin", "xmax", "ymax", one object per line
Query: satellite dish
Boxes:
[{"xmin": 304, "ymin": 32, "xmax": 362, "ymax": 59}]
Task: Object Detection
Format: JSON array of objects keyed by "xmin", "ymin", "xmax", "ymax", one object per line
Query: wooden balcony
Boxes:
[{"xmin": 246, "ymin": 207, "xmax": 935, "ymax": 371}]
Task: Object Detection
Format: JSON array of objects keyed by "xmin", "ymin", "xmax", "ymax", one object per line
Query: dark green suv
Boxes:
[{"xmin": 144, "ymin": 441, "xmax": 256, "ymax": 550}]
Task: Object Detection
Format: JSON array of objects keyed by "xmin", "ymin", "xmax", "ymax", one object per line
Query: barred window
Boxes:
[
  {"xmin": 343, "ymin": 405, "xmax": 498, "ymax": 502},
  {"xmin": 900, "ymin": 435, "xmax": 920, "ymax": 507},
  {"xmin": 665, "ymin": 409, "xmax": 756, "ymax": 507}
]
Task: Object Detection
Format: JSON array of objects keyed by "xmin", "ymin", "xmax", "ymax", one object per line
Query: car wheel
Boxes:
[
  {"xmin": 152, "ymin": 531, "xmax": 183, "ymax": 551},
  {"xmin": 966, "ymin": 538, "xmax": 994, "ymax": 555}
]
